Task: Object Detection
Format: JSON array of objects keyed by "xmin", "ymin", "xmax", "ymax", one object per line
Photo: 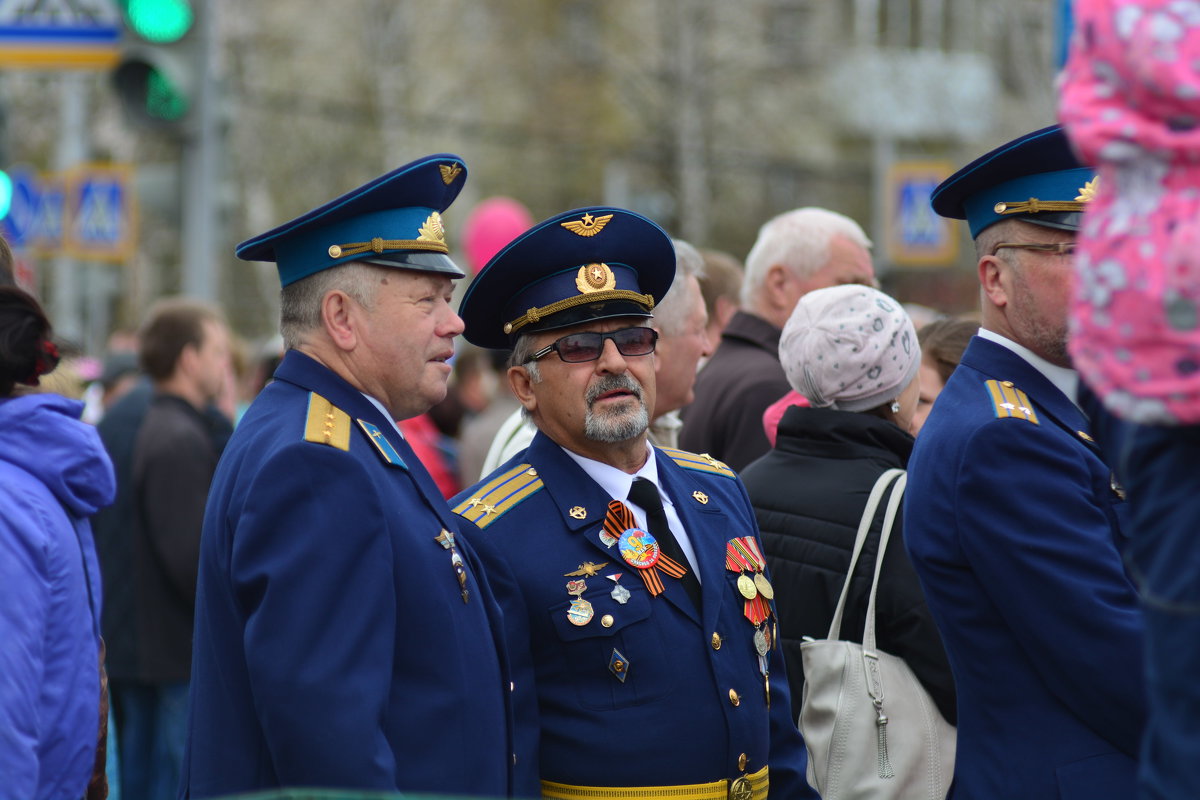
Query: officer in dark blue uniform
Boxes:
[
  {"xmin": 452, "ymin": 207, "xmax": 816, "ymax": 800},
  {"xmin": 182, "ymin": 155, "xmax": 521, "ymax": 797},
  {"xmin": 903, "ymin": 126, "xmax": 1146, "ymax": 800}
]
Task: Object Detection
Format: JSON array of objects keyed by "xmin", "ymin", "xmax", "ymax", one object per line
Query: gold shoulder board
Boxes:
[
  {"xmin": 454, "ymin": 463, "xmax": 544, "ymax": 529},
  {"xmin": 659, "ymin": 446, "xmax": 736, "ymax": 479},
  {"xmin": 985, "ymin": 380, "xmax": 1040, "ymax": 425},
  {"xmin": 303, "ymin": 392, "xmax": 352, "ymax": 450}
]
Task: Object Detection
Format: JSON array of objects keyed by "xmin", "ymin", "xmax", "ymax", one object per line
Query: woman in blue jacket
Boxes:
[{"xmin": 0, "ymin": 285, "xmax": 115, "ymax": 799}]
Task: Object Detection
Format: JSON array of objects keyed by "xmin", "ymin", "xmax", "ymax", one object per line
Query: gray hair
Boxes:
[
  {"xmin": 509, "ymin": 334, "xmax": 541, "ymax": 383},
  {"xmin": 741, "ymin": 207, "xmax": 871, "ymax": 307},
  {"xmin": 279, "ymin": 261, "xmax": 382, "ymax": 349},
  {"xmin": 653, "ymin": 239, "xmax": 707, "ymax": 337}
]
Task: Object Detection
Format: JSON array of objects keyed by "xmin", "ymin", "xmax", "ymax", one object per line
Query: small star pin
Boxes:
[
  {"xmin": 480, "ymin": 504, "xmax": 497, "ymax": 516},
  {"xmin": 1000, "ymin": 402, "xmax": 1016, "ymax": 410},
  {"xmin": 467, "ymin": 497, "xmax": 482, "ymax": 509}
]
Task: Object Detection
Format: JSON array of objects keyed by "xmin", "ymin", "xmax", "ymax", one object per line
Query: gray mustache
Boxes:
[{"xmin": 585, "ymin": 374, "xmax": 644, "ymax": 406}]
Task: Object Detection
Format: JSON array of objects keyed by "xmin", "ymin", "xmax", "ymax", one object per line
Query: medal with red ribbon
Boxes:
[
  {"xmin": 725, "ymin": 537, "xmax": 774, "ymax": 625},
  {"xmin": 604, "ymin": 500, "xmax": 687, "ymax": 597}
]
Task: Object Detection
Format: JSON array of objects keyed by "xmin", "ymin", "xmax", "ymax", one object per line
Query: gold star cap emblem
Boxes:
[
  {"xmin": 560, "ymin": 212, "xmax": 614, "ymax": 237},
  {"xmin": 1075, "ymin": 176, "xmax": 1099, "ymax": 203},
  {"xmin": 575, "ymin": 263, "xmax": 616, "ymax": 294}
]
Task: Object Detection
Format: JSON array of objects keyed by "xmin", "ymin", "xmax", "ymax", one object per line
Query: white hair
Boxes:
[
  {"xmin": 653, "ymin": 239, "xmax": 706, "ymax": 337},
  {"xmin": 740, "ymin": 207, "xmax": 871, "ymax": 307}
]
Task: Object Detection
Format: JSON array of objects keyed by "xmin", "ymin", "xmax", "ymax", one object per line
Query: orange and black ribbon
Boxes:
[{"xmin": 604, "ymin": 500, "xmax": 687, "ymax": 597}]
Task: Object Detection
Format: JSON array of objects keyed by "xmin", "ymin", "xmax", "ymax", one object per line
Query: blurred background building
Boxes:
[{"xmin": 0, "ymin": 0, "xmax": 1067, "ymax": 347}]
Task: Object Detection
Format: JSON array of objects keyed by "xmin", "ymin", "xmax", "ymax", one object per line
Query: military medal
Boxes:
[
  {"xmin": 753, "ymin": 625, "xmax": 769, "ymax": 657},
  {"xmin": 566, "ymin": 579, "xmax": 593, "ymax": 626},
  {"xmin": 603, "ymin": 500, "xmax": 687, "ymax": 597},
  {"xmin": 725, "ymin": 537, "xmax": 775, "ymax": 625},
  {"xmin": 753, "ymin": 571, "xmax": 774, "ymax": 600},
  {"xmin": 434, "ymin": 528, "xmax": 469, "ymax": 603},
  {"xmin": 737, "ymin": 573, "xmax": 758, "ymax": 599},
  {"xmin": 607, "ymin": 573, "xmax": 631, "ymax": 604}
]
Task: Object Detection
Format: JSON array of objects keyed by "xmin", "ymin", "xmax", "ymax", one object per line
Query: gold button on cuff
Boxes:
[
  {"xmin": 601, "ymin": 614, "xmax": 614, "ymax": 628},
  {"xmin": 738, "ymin": 753, "xmax": 748, "ymax": 771},
  {"xmin": 711, "ymin": 632, "xmax": 722, "ymax": 650},
  {"xmin": 728, "ymin": 688, "xmax": 740, "ymax": 707}
]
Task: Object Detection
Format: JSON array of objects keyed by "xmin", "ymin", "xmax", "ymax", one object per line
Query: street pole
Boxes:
[
  {"xmin": 52, "ymin": 73, "xmax": 87, "ymax": 344},
  {"xmin": 181, "ymin": 2, "xmax": 218, "ymax": 302}
]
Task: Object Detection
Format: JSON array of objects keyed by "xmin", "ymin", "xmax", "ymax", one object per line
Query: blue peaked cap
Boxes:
[
  {"xmin": 931, "ymin": 125, "xmax": 1097, "ymax": 238},
  {"xmin": 459, "ymin": 206, "xmax": 675, "ymax": 350},
  {"xmin": 237, "ymin": 154, "xmax": 469, "ymax": 286}
]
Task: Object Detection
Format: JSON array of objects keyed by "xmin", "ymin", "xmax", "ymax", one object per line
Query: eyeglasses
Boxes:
[
  {"xmin": 528, "ymin": 327, "xmax": 659, "ymax": 363},
  {"xmin": 990, "ymin": 241, "xmax": 1077, "ymax": 257}
]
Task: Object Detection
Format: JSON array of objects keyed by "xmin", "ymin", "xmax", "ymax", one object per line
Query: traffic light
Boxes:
[{"xmin": 112, "ymin": 0, "xmax": 196, "ymax": 130}]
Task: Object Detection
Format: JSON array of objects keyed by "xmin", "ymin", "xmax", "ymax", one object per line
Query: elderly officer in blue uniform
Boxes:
[
  {"xmin": 903, "ymin": 126, "xmax": 1146, "ymax": 800},
  {"xmin": 182, "ymin": 155, "xmax": 520, "ymax": 797},
  {"xmin": 451, "ymin": 207, "xmax": 816, "ymax": 800}
]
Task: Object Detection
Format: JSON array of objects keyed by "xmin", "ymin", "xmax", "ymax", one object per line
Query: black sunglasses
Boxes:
[{"xmin": 528, "ymin": 327, "xmax": 659, "ymax": 364}]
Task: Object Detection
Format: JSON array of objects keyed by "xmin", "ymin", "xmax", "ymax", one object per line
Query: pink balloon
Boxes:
[{"xmin": 461, "ymin": 197, "xmax": 535, "ymax": 274}]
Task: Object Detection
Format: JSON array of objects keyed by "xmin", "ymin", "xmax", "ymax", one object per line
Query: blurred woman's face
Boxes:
[{"xmin": 911, "ymin": 358, "xmax": 945, "ymax": 436}]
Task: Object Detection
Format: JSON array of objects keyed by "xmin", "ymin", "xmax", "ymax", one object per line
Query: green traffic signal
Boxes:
[
  {"xmin": 146, "ymin": 69, "xmax": 189, "ymax": 122},
  {"xmin": 0, "ymin": 171, "xmax": 12, "ymax": 221},
  {"xmin": 123, "ymin": 0, "xmax": 194, "ymax": 44}
]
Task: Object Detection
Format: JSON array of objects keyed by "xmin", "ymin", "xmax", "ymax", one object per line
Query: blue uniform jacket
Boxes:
[
  {"xmin": 903, "ymin": 336, "xmax": 1146, "ymax": 800},
  {"xmin": 183, "ymin": 350, "xmax": 517, "ymax": 798},
  {"xmin": 453, "ymin": 432, "xmax": 815, "ymax": 797}
]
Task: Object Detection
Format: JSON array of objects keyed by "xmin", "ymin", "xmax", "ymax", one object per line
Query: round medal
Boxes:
[
  {"xmin": 753, "ymin": 626, "xmax": 769, "ymax": 657},
  {"xmin": 618, "ymin": 528, "xmax": 661, "ymax": 569},
  {"xmin": 753, "ymin": 572, "xmax": 775, "ymax": 600},
  {"xmin": 737, "ymin": 572, "xmax": 758, "ymax": 599},
  {"xmin": 567, "ymin": 597, "xmax": 594, "ymax": 626}
]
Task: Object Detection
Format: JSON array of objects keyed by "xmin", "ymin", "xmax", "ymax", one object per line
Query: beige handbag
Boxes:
[{"xmin": 799, "ymin": 468, "xmax": 956, "ymax": 800}]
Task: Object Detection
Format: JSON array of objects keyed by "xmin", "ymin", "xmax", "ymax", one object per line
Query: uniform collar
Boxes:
[
  {"xmin": 560, "ymin": 440, "xmax": 659, "ymax": 502},
  {"xmin": 977, "ymin": 328, "xmax": 1079, "ymax": 410}
]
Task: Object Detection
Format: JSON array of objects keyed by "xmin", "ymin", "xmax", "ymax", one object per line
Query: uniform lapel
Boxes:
[{"xmin": 528, "ymin": 432, "xmax": 702, "ymax": 624}]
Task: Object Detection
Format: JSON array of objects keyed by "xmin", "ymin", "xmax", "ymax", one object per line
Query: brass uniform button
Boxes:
[
  {"xmin": 327, "ymin": 244, "xmax": 342, "ymax": 258},
  {"xmin": 728, "ymin": 688, "xmax": 740, "ymax": 706},
  {"xmin": 711, "ymin": 632, "xmax": 722, "ymax": 650},
  {"xmin": 738, "ymin": 752, "xmax": 748, "ymax": 771},
  {"xmin": 1002, "ymin": 380, "xmax": 1015, "ymax": 388},
  {"xmin": 601, "ymin": 614, "xmax": 614, "ymax": 627}
]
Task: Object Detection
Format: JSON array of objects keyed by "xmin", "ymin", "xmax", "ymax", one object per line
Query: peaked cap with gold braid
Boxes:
[
  {"xmin": 458, "ymin": 206, "xmax": 675, "ymax": 350},
  {"xmin": 237, "ymin": 153, "xmax": 468, "ymax": 286},
  {"xmin": 931, "ymin": 125, "xmax": 1097, "ymax": 238}
]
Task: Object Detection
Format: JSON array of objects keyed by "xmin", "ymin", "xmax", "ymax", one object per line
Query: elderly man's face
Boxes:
[
  {"xmin": 513, "ymin": 317, "xmax": 657, "ymax": 461},
  {"xmin": 354, "ymin": 271, "xmax": 464, "ymax": 420}
]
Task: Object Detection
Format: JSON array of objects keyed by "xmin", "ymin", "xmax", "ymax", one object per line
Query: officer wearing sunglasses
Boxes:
[{"xmin": 451, "ymin": 206, "xmax": 817, "ymax": 800}]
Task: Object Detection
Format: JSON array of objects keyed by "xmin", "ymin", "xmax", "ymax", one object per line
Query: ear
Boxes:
[
  {"xmin": 978, "ymin": 255, "xmax": 1010, "ymax": 310},
  {"xmin": 320, "ymin": 290, "xmax": 359, "ymax": 352},
  {"xmin": 764, "ymin": 264, "xmax": 791, "ymax": 299},
  {"xmin": 508, "ymin": 365, "xmax": 538, "ymax": 414}
]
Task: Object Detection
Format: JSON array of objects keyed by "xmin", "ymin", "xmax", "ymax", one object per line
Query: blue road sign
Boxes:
[
  {"xmin": 886, "ymin": 161, "xmax": 958, "ymax": 267},
  {"xmin": 65, "ymin": 165, "xmax": 136, "ymax": 262},
  {"xmin": 1, "ymin": 168, "xmax": 41, "ymax": 248}
]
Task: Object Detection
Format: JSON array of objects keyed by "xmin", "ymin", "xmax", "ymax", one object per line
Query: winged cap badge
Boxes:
[
  {"xmin": 440, "ymin": 163, "xmax": 464, "ymax": 185},
  {"xmin": 1075, "ymin": 176, "xmax": 1099, "ymax": 203},
  {"xmin": 561, "ymin": 212, "xmax": 614, "ymax": 237}
]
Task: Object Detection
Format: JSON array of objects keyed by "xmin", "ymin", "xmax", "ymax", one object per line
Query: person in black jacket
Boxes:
[{"xmin": 741, "ymin": 283, "xmax": 956, "ymax": 726}]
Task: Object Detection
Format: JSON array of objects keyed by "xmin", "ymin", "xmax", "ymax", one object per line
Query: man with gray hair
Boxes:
[
  {"xmin": 479, "ymin": 235, "xmax": 713, "ymax": 469},
  {"xmin": 680, "ymin": 207, "xmax": 874, "ymax": 471},
  {"xmin": 182, "ymin": 155, "xmax": 520, "ymax": 797}
]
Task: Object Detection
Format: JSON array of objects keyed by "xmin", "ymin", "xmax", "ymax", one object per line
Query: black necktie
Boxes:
[{"xmin": 628, "ymin": 477, "xmax": 702, "ymax": 611}]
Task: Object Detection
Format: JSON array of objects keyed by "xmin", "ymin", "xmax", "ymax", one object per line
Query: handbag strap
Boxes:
[
  {"xmin": 826, "ymin": 468, "xmax": 906, "ymax": 640},
  {"xmin": 863, "ymin": 472, "xmax": 906, "ymax": 654}
]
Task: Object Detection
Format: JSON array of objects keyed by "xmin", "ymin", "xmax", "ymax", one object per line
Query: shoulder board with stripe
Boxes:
[
  {"xmin": 303, "ymin": 392, "xmax": 352, "ymax": 450},
  {"xmin": 984, "ymin": 380, "xmax": 1040, "ymax": 425},
  {"xmin": 657, "ymin": 446, "xmax": 736, "ymax": 479},
  {"xmin": 453, "ymin": 463, "xmax": 544, "ymax": 529}
]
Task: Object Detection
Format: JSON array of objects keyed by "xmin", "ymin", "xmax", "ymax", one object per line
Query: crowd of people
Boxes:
[{"xmin": 1, "ymin": 10, "xmax": 1196, "ymax": 796}]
